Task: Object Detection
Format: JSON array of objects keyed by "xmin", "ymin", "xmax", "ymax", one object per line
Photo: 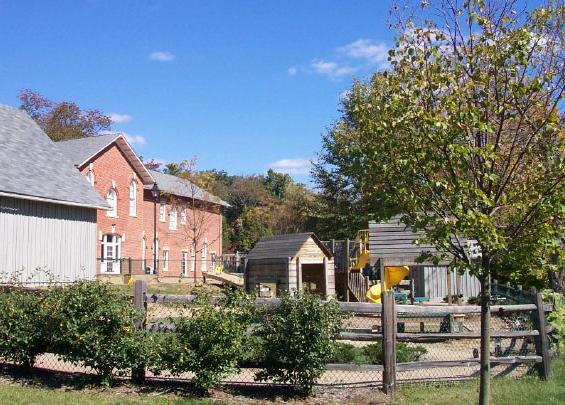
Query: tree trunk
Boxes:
[{"xmin": 479, "ymin": 259, "xmax": 491, "ymax": 405}]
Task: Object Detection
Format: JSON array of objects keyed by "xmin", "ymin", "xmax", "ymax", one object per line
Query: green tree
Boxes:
[
  {"xmin": 316, "ymin": 1, "xmax": 564, "ymax": 403},
  {"xmin": 18, "ymin": 89, "xmax": 112, "ymax": 141},
  {"xmin": 265, "ymin": 169, "xmax": 292, "ymax": 199}
]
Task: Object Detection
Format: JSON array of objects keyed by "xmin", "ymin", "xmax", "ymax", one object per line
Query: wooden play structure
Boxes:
[
  {"xmin": 326, "ymin": 217, "xmax": 480, "ymax": 303},
  {"xmin": 244, "ymin": 233, "xmax": 335, "ymax": 298}
]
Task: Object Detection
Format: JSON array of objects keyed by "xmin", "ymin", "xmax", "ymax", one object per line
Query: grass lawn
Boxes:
[
  {"xmin": 394, "ymin": 356, "xmax": 565, "ymax": 405},
  {"xmin": 0, "ymin": 385, "xmax": 215, "ymax": 405},
  {"xmin": 116, "ymin": 282, "xmax": 223, "ymax": 296}
]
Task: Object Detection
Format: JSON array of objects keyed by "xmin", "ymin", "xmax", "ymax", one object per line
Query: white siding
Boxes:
[{"xmin": 0, "ymin": 196, "xmax": 97, "ymax": 283}]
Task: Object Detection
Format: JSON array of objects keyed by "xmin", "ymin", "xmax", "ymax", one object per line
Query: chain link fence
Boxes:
[{"xmin": 0, "ymin": 281, "xmax": 553, "ymax": 392}]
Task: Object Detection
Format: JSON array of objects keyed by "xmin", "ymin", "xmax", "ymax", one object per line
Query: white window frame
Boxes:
[
  {"xmin": 180, "ymin": 206, "xmax": 187, "ymax": 225},
  {"xmin": 86, "ymin": 169, "xmax": 94, "ymax": 186},
  {"xmin": 101, "ymin": 234, "xmax": 121, "ymax": 274},
  {"xmin": 181, "ymin": 250, "xmax": 188, "ymax": 276},
  {"xmin": 106, "ymin": 189, "xmax": 117, "ymax": 217},
  {"xmin": 169, "ymin": 206, "xmax": 177, "ymax": 230},
  {"xmin": 190, "ymin": 241, "xmax": 196, "ymax": 273},
  {"xmin": 162, "ymin": 249, "xmax": 169, "ymax": 272},
  {"xmin": 129, "ymin": 180, "xmax": 137, "ymax": 217},
  {"xmin": 159, "ymin": 200, "xmax": 166, "ymax": 222},
  {"xmin": 201, "ymin": 241, "xmax": 208, "ymax": 273}
]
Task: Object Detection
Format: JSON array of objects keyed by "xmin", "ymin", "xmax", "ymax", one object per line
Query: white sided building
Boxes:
[{"xmin": 0, "ymin": 105, "xmax": 109, "ymax": 283}]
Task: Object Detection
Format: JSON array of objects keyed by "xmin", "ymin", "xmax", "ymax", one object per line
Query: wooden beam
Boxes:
[
  {"xmin": 338, "ymin": 330, "xmax": 540, "ymax": 342},
  {"xmin": 381, "ymin": 291, "xmax": 396, "ymax": 394},
  {"xmin": 533, "ymin": 291, "xmax": 552, "ymax": 379}
]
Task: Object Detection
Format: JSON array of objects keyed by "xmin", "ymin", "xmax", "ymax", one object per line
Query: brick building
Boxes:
[{"xmin": 57, "ymin": 134, "xmax": 228, "ymax": 282}]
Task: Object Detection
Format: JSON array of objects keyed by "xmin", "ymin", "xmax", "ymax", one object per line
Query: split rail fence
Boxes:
[
  {"xmin": 1, "ymin": 281, "xmax": 554, "ymax": 392},
  {"xmin": 137, "ymin": 282, "xmax": 554, "ymax": 392}
]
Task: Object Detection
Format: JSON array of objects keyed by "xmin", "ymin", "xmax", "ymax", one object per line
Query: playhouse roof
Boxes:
[{"xmin": 247, "ymin": 232, "xmax": 332, "ymax": 260}]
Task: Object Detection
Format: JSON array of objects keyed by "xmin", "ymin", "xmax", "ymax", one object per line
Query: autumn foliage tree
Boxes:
[
  {"xmin": 315, "ymin": 1, "xmax": 563, "ymax": 403},
  {"xmin": 19, "ymin": 89, "xmax": 112, "ymax": 141}
]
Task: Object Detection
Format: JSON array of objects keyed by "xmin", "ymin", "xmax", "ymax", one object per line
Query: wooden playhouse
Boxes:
[{"xmin": 244, "ymin": 233, "xmax": 335, "ymax": 299}]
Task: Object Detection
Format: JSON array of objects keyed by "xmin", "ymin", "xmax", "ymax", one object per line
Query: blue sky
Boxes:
[{"xmin": 0, "ymin": 1, "xmax": 396, "ymax": 183}]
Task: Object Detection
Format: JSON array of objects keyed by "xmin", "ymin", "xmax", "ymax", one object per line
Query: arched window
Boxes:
[
  {"xmin": 106, "ymin": 189, "xmax": 117, "ymax": 217},
  {"xmin": 129, "ymin": 180, "xmax": 137, "ymax": 216},
  {"xmin": 86, "ymin": 169, "xmax": 94, "ymax": 186},
  {"xmin": 169, "ymin": 206, "xmax": 177, "ymax": 230}
]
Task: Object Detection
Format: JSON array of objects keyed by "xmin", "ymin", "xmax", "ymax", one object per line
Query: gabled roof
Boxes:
[
  {"xmin": 148, "ymin": 170, "xmax": 230, "ymax": 207},
  {"xmin": 247, "ymin": 233, "xmax": 332, "ymax": 260},
  {"xmin": 57, "ymin": 133, "xmax": 154, "ymax": 185},
  {"xmin": 0, "ymin": 104, "xmax": 110, "ymax": 209}
]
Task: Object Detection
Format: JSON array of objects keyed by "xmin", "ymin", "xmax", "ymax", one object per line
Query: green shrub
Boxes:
[
  {"xmin": 328, "ymin": 342, "xmax": 427, "ymax": 365},
  {"xmin": 255, "ymin": 292, "xmax": 344, "ymax": 395},
  {"xmin": 0, "ymin": 290, "xmax": 48, "ymax": 367},
  {"xmin": 543, "ymin": 290, "xmax": 565, "ymax": 350},
  {"xmin": 46, "ymin": 281, "xmax": 147, "ymax": 382},
  {"xmin": 327, "ymin": 342, "xmax": 370, "ymax": 365},
  {"xmin": 158, "ymin": 290, "xmax": 254, "ymax": 391}
]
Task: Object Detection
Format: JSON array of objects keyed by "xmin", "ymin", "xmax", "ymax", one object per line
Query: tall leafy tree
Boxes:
[
  {"xmin": 19, "ymin": 89, "xmax": 112, "ymax": 141},
  {"xmin": 316, "ymin": 1, "xmax": 564, "ymax": 403}
]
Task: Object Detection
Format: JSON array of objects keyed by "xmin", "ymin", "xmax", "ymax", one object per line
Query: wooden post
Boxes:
[
  {"xmin": 323, "ymin": 257, "xmax": 329, "ymax": 299},
  {"xmin": 456, "ymin": 273, "xmax": 462, "ymax": 305},
  {"xmin": 382, "ymin": 290, "xmax": 396, "ymax": 394},
  {"xmin": 296, "ymin": 257, "xmax": 302, "ymax": 292},
  {"xmin": 345, "ymin": 238, "xmax": 351, "ymax": 302},
  {"xmin": 447, "ymin": 269, "xmax": 453, "ymax": 305},
  {"xmin": 132, "ymin": 280, "xmax": 147, "ymax": 383},
  {"xmin": 532, "ymin": 289, "xmax": 551, "ymax": 379}
]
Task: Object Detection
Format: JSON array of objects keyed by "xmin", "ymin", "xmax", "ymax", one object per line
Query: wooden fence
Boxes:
[{"xmin": 133, "ymin": 281, "xmax": 554, "ymax": 392}]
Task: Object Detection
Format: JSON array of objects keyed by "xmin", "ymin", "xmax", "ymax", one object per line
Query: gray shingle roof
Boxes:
[
  {"xmin": 247, "ymin": 233, "xmax": 332, "ymax": 259},
  {"xmin": 147, "ymin": 170, "xmax": 230, "ymax": 207},
  {"xmin": 0, "ymin": 104, "xmax": 110, "ymax": 209},
  {"xmin": 57, "ymin": 133, "xmax": 154, "ymax": 185}
]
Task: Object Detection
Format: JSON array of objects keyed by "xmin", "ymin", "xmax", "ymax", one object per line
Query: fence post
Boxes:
[
  {"xmin": 532, "ymin": 289, "xmax": 551, "ymax": 379},
  {"xmin": 132, "ymin": 280, "xmax": 147, "ymax": 383},
  {"xmin": 382, "ymin": 290, "xmax": 396, "ymax": 395}
]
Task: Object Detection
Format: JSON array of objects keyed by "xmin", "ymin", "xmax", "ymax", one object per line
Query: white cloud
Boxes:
[
  {"xmin": 99, "ymin": 131, "xmax": 147, "ymax": 146},
  {"xmin": 124, "ymin": 134, "xmax": 147, "ymax": 146},
  {"xmin": 338, "ymin": 39, "xmax": 390, "ymax": 67},
  {"xmin": 149, "ymin": 51, "xmax": 175, "ymax": 61},
  {"xmin": 311, "ymin": 59, "xmax": 357, "ymax": 78},
  {"xmin": 287, "ymin": 66, "xmax": 298, "ymax": 76},
  {"xmin": 108, "ymin": 113, "xmax": 133, "ymax": 124},
  {"xmin": 268, "ymin": 158, "xmax": 312, "ymax": 175}
]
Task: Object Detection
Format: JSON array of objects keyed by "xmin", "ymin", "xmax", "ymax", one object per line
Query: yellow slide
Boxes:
[{"xmin": 366, "ymin": 266, "xmax": 410, "ymax": 303}]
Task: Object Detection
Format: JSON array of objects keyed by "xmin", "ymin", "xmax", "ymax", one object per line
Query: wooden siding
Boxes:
[
  {"xmin": 369, "ymin": 219, "xmax": 452, "ymax": 266},
  {"xmin": 412, "ymin": 266, "xmax": 480, "ymax": 300},
  {"xmin": 245, "ymin": 258, "xmax": 290, "ymax": 293},
  {"xmin": 0, "ymin": 196, "xmax": 97, "ymax": 282}
]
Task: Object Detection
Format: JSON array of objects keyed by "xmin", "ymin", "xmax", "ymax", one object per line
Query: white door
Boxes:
[{"xmin": 101, "ymin": 234, "xmax": 121, "ymax": 274}]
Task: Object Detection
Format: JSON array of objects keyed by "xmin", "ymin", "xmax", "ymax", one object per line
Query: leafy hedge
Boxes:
[
  {"xmin": 0, "ymin": 290, "xmax": 48, "ymax": 367},
  {"xmin": 0, "ymin": 283, "xmax": 429, "ymax": 394}
]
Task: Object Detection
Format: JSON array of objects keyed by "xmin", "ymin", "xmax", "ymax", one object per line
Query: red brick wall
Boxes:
[{"xmin": 80, "ymin": 143, "xmax": 222, "ymax": 279}]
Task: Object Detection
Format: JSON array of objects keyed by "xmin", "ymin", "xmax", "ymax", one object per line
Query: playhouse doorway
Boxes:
[{"xmin": 301, "ymin": 263, "xmax": 326, "ymax": 296}]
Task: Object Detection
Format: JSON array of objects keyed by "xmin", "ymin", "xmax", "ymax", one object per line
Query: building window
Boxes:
[
  {"xmin": 181, "ymin": 206, "xmax": 187, "ymax": 225},
  {"xmin": 129, "ymin": 180, "xmax": 137, "ymax": 216},
  {"xmin": 201, "ymin": 241, "xmax": 208, "ymax": 273},
  {"xmin": 190, "ymin": 241, "xmax": 196, "ymax": 273},
  {"xmin": 162, "ymin": 249, "xmax": 169, "ymax": 272},
  {"xmin": 86, "ymin": 169, "xmax": 94, "ymax": 186},
  {"xmin": 170, "ymin": 207, "xmax": 177, "ymax": 230},
  {"xmin": 159, "ymin": 200, "xmax": 166, "ymax": 222},
  {"xmin": 101, "ymin": 234, "xmax": 121, "ymax": 273},
  {"xmin": 181, "ymin": 251, "xmax": 188, "ymax": 275},
  {"xmin": 106, "ymin": 189, "xmax": 117, "ymax": 217}
]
